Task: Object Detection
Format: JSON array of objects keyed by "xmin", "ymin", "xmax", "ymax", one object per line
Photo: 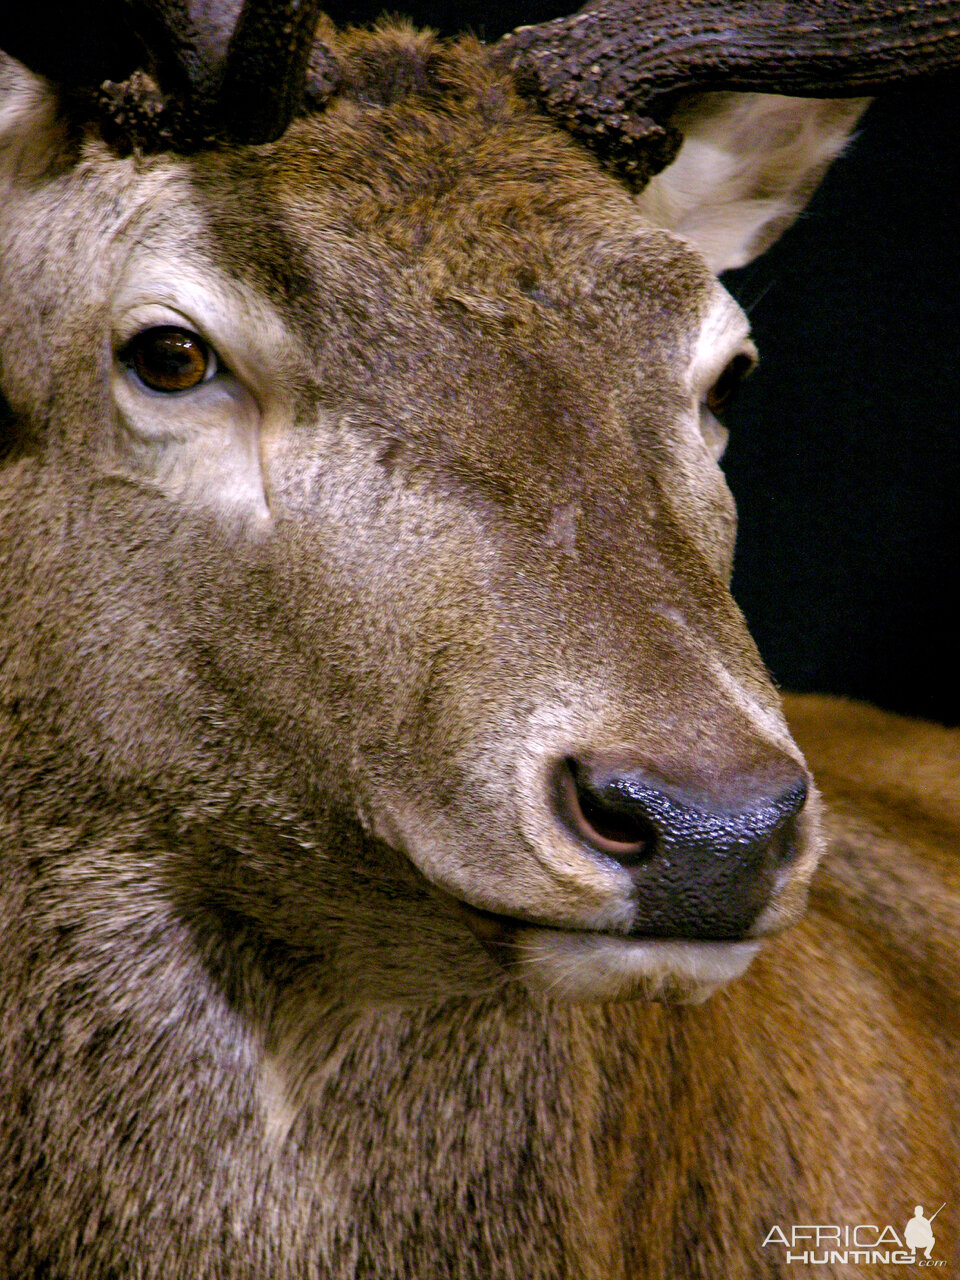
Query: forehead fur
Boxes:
[{"xmin": 173, "ymin": 21, "xmax": 714, "ymax": 321}]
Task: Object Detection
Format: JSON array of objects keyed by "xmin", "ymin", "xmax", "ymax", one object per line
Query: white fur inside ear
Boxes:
[
  {"xmin": 637, "ymin": 93, "xmax": 870, "ymax": 273},
  {"xmin": 0, "ymin": 54, "xmax": 65, "ymax": 183}
]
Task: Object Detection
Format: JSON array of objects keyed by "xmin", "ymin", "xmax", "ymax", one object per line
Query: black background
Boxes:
[
  {"xmin": 324, "ymin": 2, "xmax": 959, "ymax": 725},
  {"xmin": 721, "ymin": 80, "xmax": 959, "ymax": 727}
]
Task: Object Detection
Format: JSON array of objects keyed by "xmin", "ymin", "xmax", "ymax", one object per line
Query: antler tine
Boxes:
[
  {"xmin": 118, "ymin": 0, "xmax": 337, "ymax": 147},
  {"xmin": 0, "ymin": 1, "xmax": 208, "ymax": 150},
  {"xmin": 495, "ymin": 0, "xmax": 960, "ymax": 188},
  {"xmin": 218, "ymin": 0, "xmax": 338, "ymax": 144},
  {"xmin": 1, "ymin": 0, "xmax": 337, "ymax": 151}
]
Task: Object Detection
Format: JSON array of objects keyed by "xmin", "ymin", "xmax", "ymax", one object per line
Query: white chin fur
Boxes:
[{"xmin": 514, "ymin": 929, "xmax": 761, "ymax": 1004}]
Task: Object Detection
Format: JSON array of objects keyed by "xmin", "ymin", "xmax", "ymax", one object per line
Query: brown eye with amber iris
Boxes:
[
  {"xmin": 706, "ymin": 352, "xmax": 755, "ymax": 417},
  {"xmin": 125, "ymin": 326, "xmax": 214, "ymax": 393}
]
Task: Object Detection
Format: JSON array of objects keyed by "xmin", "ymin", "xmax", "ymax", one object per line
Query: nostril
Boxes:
[
  {"xmin": 551, "ymin": 754, "xmax": 810, "ymax": 937},
  {"xmin": 767, "ymin": 778, "xmax": 808, "ymax": 864},
  {"xmin": 778, "ymin": 778, "xmax": 809, "ymax": 825},
  {"xmin": 555, "ymin": 758, "xmax": 656, "ymax": 866}
]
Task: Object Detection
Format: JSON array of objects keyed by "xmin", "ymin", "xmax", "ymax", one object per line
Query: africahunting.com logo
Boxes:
[{"xmin": 762, "ymin": 1204, "xmax": 946, "ymax": 1267}]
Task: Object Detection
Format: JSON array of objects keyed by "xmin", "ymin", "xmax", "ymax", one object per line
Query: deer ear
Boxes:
[
  {"xmin": 0, "ymin": 56, "xmax": 68, "ymax": 182},
  {"xmin": 635, "ymin": 93, "xmax": 870, "ymax": 273}
]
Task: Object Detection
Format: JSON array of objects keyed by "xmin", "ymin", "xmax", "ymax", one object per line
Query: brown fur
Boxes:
[{"xmin": 0, "ymin": 21, "xmax": 957, "ymax": 1279}]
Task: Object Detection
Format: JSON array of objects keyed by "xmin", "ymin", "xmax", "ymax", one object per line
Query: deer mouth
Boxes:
[{"xmin": 453, "ymin": 900, "xmax": 762, "ymax": 1004}]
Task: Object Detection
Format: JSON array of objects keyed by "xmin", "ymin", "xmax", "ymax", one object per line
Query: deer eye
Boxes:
[
  {"xmin": 123, "ymin": 326, "xmax": 217, "ymax": 393},
  {"xmin": 705, "ymin": 352, "xmax": 755, "ymax": 418}
]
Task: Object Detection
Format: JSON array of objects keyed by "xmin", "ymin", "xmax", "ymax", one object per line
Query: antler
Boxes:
[
  {"xmin": 495, "ymin": 0, "xmax": 960, "ymax": 187},
  {"xmin": 0, "ymin": 0, "xmax": 338, "ymax": 150},
  {"xmin": 217, "ymin": 0, "xmax": 338, "ymax": 143},
  {"xmin": 4, "ymin": 1, "xmax": 959, "ymax": 163}
]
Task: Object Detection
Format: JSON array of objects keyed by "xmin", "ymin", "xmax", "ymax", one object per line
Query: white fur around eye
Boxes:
[
  {"xmin": 699, "ymin": 406, "xmax": 729, "ymax": 461},
  {"xmin": 108, "ymin": 266, "xmax": 299, "ymax": 524},
  {"xmin": 113, "ymin": 353, "xmax": 269, "ymax": 519},
  {"xmin": 687, "ymin": 289, "xmax": 755, "ymax": 461},
  {"xmin": 111, "ymin": 301, "xmax": 270, "ymax": 520}
]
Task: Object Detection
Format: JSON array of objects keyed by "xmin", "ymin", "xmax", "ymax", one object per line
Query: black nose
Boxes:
[{"xmin": 554, "ymin": 757, "xmax": 808, "ymax": 940}]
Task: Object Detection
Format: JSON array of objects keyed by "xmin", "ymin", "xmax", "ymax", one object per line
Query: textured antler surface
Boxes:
[
  {"xmin": 496, "ymin": 0, "xmax": 960, "ymax": 187},
  {"xmin": 0, "ymin": 0, "xmax": 336, "ymax": 151},
  {"xmin": 218, "ymin": 0, "xmax": 338, "ymax": 143}
]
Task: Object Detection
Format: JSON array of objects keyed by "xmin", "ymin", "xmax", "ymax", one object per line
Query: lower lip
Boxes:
[{"xmin": 455, "ymin": 902, "xmax": 762, "ymax": 1002}]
